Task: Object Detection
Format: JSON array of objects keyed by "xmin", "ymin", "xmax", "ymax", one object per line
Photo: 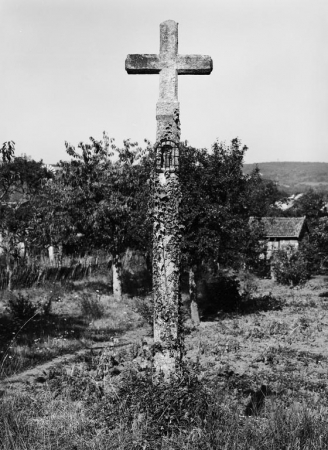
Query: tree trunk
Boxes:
[
  {"xmin": 112, "ymin": 255, "xmax": 122, "ymax": 301},
  {"xmin": 189, "ymin": 266, "xmax": 200, "ymax": 326},
  {"xmin": 48, "ymin": 246, "xmax": 55, "ymax": 265},
  {"xmin": 7, "ymin": 267, "xmax": 13, "ymax": 291},
  {"xmin": 23, "ymin": 242, "xmax": 30, "ymax": 265}
]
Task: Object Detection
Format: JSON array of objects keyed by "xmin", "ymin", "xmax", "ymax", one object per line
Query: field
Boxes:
[{"xmin": 1, "ymin": 273, "xmax": 328, "ymax": 449}]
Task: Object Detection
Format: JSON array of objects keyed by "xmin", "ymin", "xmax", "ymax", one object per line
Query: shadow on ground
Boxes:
[
  {"xmin": 0, "ymin": 309, "xmax": 128, "ymax": 380},
  {"xmin": 64, "ymin": 280, "xmax": 113, "ymax": 295},
  {"xmin": 201, "ymin": 294, "xmax": 283, "ymax": 321}
]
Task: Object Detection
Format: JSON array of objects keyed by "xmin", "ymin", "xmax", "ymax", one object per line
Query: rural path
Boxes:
[{"xmin": 0, "ymin": 326, "xmax": 150, "ymax": 395}]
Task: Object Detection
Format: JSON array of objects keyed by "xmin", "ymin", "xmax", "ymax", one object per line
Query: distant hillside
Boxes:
[{"xmin": 243, "ymin": 162, "xmax": 328, "ymax": 194}]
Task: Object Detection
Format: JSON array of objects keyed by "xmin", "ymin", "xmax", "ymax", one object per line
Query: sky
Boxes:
[{"xmin": 1, "ymin": 0, "xmax": 328, "ymax": 164}]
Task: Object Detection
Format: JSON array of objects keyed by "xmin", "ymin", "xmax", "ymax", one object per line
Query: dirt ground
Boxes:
[{"xmin": 184, "ymin": 275, "xmax": 328, "ymax": 414}]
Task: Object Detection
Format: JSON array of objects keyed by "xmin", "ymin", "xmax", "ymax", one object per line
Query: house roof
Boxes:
[{"xmin": 250, "ymin": 216, "xmax": 307, "ymax": 239}]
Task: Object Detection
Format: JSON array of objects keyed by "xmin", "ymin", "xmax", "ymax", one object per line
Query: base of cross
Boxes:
[{"xmin": 153, "ymin": 348, "xmax": 182, "ymax": 379}]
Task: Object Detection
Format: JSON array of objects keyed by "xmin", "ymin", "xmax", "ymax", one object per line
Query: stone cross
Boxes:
[
  {"xmin": 126, "ymin": 20, "xmax": 212, "ymax": 100},
  {"xmin": 125, "ymin": 20, "xmax": 212, "ymax": 375},
  {"xmin": 126, "ymin": 20, "xmax": 212, "ymax": 138}
]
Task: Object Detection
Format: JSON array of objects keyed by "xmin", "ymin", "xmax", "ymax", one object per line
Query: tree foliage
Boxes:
[
  {"xmin": 244, "ymin": 167, "xmax": 285, "ymax": 217},
  {"xmin": 179, "ymin": 138, "xmax": 265, "ymax": 271},
  {"xmin": 42, "ymin": 133, "xmax": 152, "ymax": 259},
  {"xmin": 0, "ymin": 145, "xmax": 53, "ymax": 288}
]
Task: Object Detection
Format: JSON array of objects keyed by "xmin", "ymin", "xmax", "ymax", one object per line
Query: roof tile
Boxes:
[{"xmin": 250, "ymin": 216, "xmax": 307, "ymax": 238}]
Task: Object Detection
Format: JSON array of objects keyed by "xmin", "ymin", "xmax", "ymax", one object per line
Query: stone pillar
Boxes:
[
  {"xmin": 152, "ymin": 165, "xmax": 182, "ymax": 375},
  {"xmin": 152, "ymin": 23, "xmax": 182, "ymax": 375}
]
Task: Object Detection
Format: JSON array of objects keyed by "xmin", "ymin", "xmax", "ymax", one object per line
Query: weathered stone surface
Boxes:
[
  {"xmin": 152, "ymin": 170, "xmax": 182, "ymax": 375},
  {"xmin": 125, "ymin": 55, "xmax": 160, "ymax": 74},
  {"xmin": 177, "ymin": 55, "xmax": 213, "ymax": 74},
  {"xmin": 125, "ymin": 20, "xmax": 213, "ymax": 103},
  {"xmin": 126, "ymin": 20, "xmax": 212, "ymax": 375}
]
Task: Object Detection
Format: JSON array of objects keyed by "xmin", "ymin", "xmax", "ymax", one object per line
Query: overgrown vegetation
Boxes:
[
  {"xmin": 79, "ymin": 293, "xmax": 105, "ymax": 321},
  {"xmin": 1, "ymin": 275, "xmax": 328, "ymax": 449},
  {"xmin": 271, "ymin": 250, "xmax": 310, "ymax": 286},
  {"xmin": 2, "ymin": 138, "xmax": 328, "ymax": 448}
]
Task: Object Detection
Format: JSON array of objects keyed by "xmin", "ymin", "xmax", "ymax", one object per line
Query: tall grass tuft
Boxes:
[
  {"xmin": 79, "ymin": 293, "xmax": 105, "ymax": 321},
  {"xmin": 1, "ymin": 366, "xmax": 328, "ymax": 449}
]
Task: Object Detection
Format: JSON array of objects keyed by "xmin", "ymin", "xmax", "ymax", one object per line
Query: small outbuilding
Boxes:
[{"xmin": 250, "ymin": 216, "xmax": 309, "ymax": 259}]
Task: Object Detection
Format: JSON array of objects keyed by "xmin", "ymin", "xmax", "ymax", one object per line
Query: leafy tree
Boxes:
[
  {"xmin": 244, "ymin": 167, "xmax": 286, "ymax": 217},
  {"xmin": 29, "ymin": 175, "xmax": 77, "ymax": 264},
  {"xmin": 0, "ymin": 140, "xmax": 51, "ymax": 204},
  {"xmin": 300, "ymin": 217, "xmax": 328, "ymax": 274},
  {"xmin": 46, "ymin": 133, "xmax": 152, "ymax": 299},
  {"xmin": 179, "ymin": 139, "xmax": 265, "ymax": 322},
  {"xmin": 180, "ymin": 139, "xmax": 265, "ymax": 269},
  {"xmin": 0, "ymin": 146, "xmax": 52, "ymax": 289},
  {"xmin": 0, "ymin": 141, "xmax": 15, "ymax": 164},
  {"xmin": 291, "ymin": 189, "xmax": 327, "ymax": 223}
]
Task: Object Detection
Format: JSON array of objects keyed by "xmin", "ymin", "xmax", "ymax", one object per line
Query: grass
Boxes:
[
  {"xmin": 2, "ymin": 367, "xmax": 328, "ymax": 449},
  {"xmin": 1, "ymin": 273, "xmax": 328, "ymax": 449},
  {"xmin": 0, "ymin": 276, "xmax": 145, "ymax": 380}
]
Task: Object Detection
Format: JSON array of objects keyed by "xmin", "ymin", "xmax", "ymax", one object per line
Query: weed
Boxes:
[
  {"xmin": 134, "ymin": 296, "xmax": 154, "ymax": 328},
  {"xmin": 6, "ymin": 293, "xmax": 38, "ymax": 324},
  {"xmin": 90, "ymin": 365, "xmax": 210, "ymax": 439},
  {"xmin": 268, "ymin": 320, "xmax": 289, "ymax": 336},
  {"xmin": 79, "ymin": 293, "xmax": 105, "ymax": 321},
  {"xmin": 5, "ymin": 292, "xmax": 52, "ymax": 328}
]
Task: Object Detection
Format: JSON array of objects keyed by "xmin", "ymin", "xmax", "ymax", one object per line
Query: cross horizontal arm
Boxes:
[
  {"xmin": 125, "ymin": 54, "xmax": 160, "ymax": 74},
  {"xmin": 177, "ymin": 55, "xmax": 213, "ymax": 75}
]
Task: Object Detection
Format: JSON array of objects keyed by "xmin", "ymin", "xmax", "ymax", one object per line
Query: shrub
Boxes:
[
  {"xmin": 271, "ymin": 250, "xmax": 310, "ymax": 287},
  {"xmin": 238, "ymin": 269, "xmax": 258, "ymax": 301},
  {"xmin": 79, "ymin": 293, "xmax": 105, "ymax": 320},
  {"xmin": 5, "ymin": 292, "xmax": 53, "ymax": 327},
  {"xmin": 6, "ymin": 293, "xmax": 38, "ymax": 324},
  {"xmin": 134, "ymin": 296, "xmax": 154, "ymax": 328}
]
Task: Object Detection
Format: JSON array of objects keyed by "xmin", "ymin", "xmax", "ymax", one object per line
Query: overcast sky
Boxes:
[{"xmin": 1, "ymin": 0, "xmax": 327, "ymax": 164}]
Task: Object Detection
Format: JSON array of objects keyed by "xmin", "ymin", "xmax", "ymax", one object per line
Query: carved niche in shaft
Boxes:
[{"xmin": 156, "ymin": 139, "xmax": 179, "ymax": 173}]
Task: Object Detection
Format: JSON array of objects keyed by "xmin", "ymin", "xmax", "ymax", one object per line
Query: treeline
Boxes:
[
  {"xmin": 244, "ymin": 161, "xmax": 328, "ymax": 194},
  {"xmin": 1, "ymin": 136, "xmax": 328, "ymax": 295}
]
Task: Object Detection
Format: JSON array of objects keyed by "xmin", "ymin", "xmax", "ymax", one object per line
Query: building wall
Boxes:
[{"xmin": 266, "ymin": 238, "xmax": 299, "ymax": 259}]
